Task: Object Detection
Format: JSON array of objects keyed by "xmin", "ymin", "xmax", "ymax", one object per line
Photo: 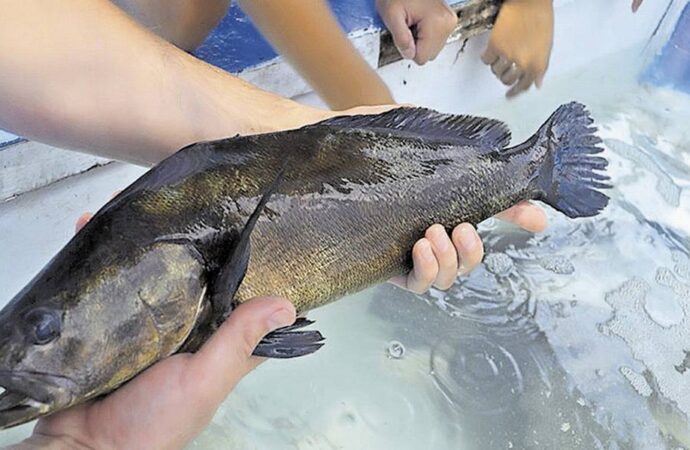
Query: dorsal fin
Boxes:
[{"xmin": 313, "ymin": 107, "xmax": 511, "ymax": 149}]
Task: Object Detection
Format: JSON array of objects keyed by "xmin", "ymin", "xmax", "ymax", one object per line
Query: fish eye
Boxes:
[{"xmin": 24, "ymin": 309, "xmax": 61, "ymax": 345}]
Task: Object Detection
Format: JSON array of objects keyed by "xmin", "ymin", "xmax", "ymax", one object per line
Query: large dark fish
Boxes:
[{"xmin": 0, "ymin": 102, "xmax": 609, "ymax": 428}]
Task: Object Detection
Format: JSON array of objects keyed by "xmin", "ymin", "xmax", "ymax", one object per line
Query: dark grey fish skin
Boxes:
[{"xmin": 0, "ymin": 102, "xmax": 609, "ymax": 428}]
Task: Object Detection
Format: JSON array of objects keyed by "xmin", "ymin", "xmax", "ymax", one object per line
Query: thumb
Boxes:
[
  {"xmin": 380, "ymin": 3, "xmax": 416, "ymax": 59},
  {"xmin": 193, "ymin": 296, "xmax": 296, "ymax": 398}
]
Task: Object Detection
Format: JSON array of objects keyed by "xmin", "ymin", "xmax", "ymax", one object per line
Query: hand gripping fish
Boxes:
[{"xmin": 0, "ymin": 102, "xmax": 609, "ymax": 427}]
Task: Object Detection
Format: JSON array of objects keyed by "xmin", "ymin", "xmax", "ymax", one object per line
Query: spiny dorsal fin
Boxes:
[{"xmin": 314, "ymin": 107, "xmax": 511, "ymax": 149}]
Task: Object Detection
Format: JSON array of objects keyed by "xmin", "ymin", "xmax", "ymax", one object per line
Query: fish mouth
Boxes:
[{"xmin": 0, "ymin": 370, "xmax": 77, "ymax": 429}]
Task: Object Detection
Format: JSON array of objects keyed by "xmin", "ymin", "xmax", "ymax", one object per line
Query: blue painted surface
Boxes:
[
  {"xmin": 0, "ymin": 130, "xmax": 22, "ymax": 151},
  {"xmin": 642, "ymin": 3, "xmax": 690, "ymax": 93},
  {"xmin": 194, "ymin": 0, "xmax": 383, "ymax": 73},
  {"xmin": 0, "ymin": 137, "xmax": 25, "ymax": 151}
]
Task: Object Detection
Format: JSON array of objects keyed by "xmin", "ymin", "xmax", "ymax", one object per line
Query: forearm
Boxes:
[
  {"xmin": 501, "ymin": 0, "xmax": 553, "ymax": 13},
  {"xmin": 238, "ymin": 0, "xmax": 394, "ymax": 110},
  {"xmin": 112, "ymin": 0, "xmax": 230, "ymax": 51},
  {"xmin": 0, "ymin": 0, "xmax": 324, "ymax": 166}
]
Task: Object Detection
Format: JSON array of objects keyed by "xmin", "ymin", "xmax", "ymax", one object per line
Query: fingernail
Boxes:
[
  {"xmin": 457, "ymin": 262, "xmax": 467, "ymax": 276},
  {"xmin": 458, "ymin": 225, "xmax": 477, "ymax": 252},
  {"xmin": 267, "ymin": 308, "xmax": 294, "ymax": 331},
  {"xmin": 421, "ymin": 240, "xmax": 435, "ymax": 263},
  {"xmin": 431, "ymin": 226, "xmax": 448, "ymax": 252},
  {"xmin": 399, "ymin": 46, "xmax": 415, "ymax": 60}
]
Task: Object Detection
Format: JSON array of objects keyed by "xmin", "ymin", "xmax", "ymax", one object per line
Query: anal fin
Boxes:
[{"xmin": 253, "ymin": 318, "xmax": 325, "ymax": 358}]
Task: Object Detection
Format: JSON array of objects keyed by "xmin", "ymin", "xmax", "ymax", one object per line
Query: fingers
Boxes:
[
  {"xmin": 500, "ymin": 62, "xmax": 521, "ymax": 86},
  {"xmin": 377, "ymin": 0, "xmax": 456, "ymax": 65},
  {"xmin": 495, "ymin": 201, "xmax": 547, "ymax": 233},
  {"xmin": 192, "ymin": 296, "xmax": 295, "ymax": 400},
  {"xmin": 75, "ymin": 213, "xmax": 93, "ymax": 233},
  {"xmin": 389, "ymin": 204, "xmax": 547, "ymax": 294},
  {"xmin": 484, "ymin": 53, "xmax": 543, "ymax": 98},
  {"xmin": 535, "ymin": 71, "xmax": 545, "ymax": 89},
  {"xmin": 426, "ymin": 224, "xmax": 458, "ymax": 289},
  {"xmin": 377, "ymin": 0, "xmax": 416, "ymax": 60},
  {"xmin": 632, "ymin": 0, "xmax": 643, "ymax": 13},
  {"xmin": 74, "ymin": 191, "xmax": 122, "ymax": 233},
  {"xmin": 391, "ymin": 223, "xmax": 484, "ymax": 294},
  {"xmin": 414, "ymin": 9, "xmax": 457, "ymax": 65},
  {"xmin": 451, "ymin": 223, "xmax": 483, "ymax": 276},
  {"xmin": 506, "ymin": 72, "xmax": 535, "ymax": 98},
  {"xmin": 490, "ymin": 55, "xmax": 512, "ymax": 79},
  {"xmin": 404, "ymin": 238, "xmax": 439, "ymax": 293}
]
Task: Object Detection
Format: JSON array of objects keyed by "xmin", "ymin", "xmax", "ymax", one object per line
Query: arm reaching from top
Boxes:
[
  {"xmin": 480, "ymin": 0, "xmax": 554, "ymax": 97},
  {"xmin": 376, "ymin": 0, "xmax": 458, "ymax": 65},
  {"xmin": 238, "ymin": 0, "xmax": 394, "ymax": 110}
]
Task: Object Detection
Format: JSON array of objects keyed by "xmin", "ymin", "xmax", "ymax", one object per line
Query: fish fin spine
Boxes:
[
  {"xmin": 253, "ymin": 318, "xmax": 325, "ymax": 358},
  {"xmin": 313, "ymin": 107, "xmax": 511, "ymax": 149},
  {"xmin": 534, "ymin": 102, "xmax": 611, "ymax": 218}
]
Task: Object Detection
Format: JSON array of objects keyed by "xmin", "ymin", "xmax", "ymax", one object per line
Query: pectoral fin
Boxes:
[
  {"xmin": 209, "ymin": 165, "xmax": 286, "ymax": 322},
  {"xmin": 253, "ymin": 318, "xmax": 325, "ymax": 358},
  {"xmin": 202, "ymin": 163, "xmax": 327, "ymax": 359}
]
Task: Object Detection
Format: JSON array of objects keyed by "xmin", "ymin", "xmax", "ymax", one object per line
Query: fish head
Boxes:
[
  {"xmin": 0, "ymin": 240, "xmax": 207, "ymax": 429},
  {"xmin": 0, "ymin": 290, "xmax": 79, "ymax": 429}
]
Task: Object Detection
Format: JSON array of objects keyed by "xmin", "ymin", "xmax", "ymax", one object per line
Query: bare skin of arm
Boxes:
[
  {"xmin": 237, "ymin": 0, "xmax": 394, "ymax": 110},
  {"xmin": 110, "ymin": 0, "xmax": 393, "ymax": 109},
  {"xmin": 0, "ymin": 0, "xmax": 336, "ymax": 166},
  {"xmin": 112, "ymin": 0, "xmax": 231, "ymax": 51}
]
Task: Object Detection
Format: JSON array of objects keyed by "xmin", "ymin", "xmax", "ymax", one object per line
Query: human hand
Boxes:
[
  {"xmin": 376, "ymin": 0, "xmax": 457, "ymax": 65},
  {"xmin": 390, "ymin": 201, "xmax": 546, "ymax": 293},
  {"xmin": 481, "ymin": 0, "xmax": 554, "ymax": 98},
  {"xmin": 7, "ymin": 211, "xmax": 297, "ymax": 450},
  {"xmin": 9, "ymin": 296, "xmax": 295, "ymax": 450}
]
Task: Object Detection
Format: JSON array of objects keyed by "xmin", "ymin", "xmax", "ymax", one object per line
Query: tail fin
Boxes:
[{"xmin": 534, "ymin": 102, "xmax": 611, "ymax": 218}]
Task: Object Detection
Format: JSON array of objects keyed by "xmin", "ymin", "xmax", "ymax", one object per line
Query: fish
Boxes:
[{"xmin": 0, "ymin": 102, "xmax": 609, "ymax": 428}]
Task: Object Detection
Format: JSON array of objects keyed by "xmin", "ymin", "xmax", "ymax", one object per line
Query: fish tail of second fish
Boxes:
[{"xmin": 531, "ymin": 101, "xmax": 611, "ymax": 218}]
